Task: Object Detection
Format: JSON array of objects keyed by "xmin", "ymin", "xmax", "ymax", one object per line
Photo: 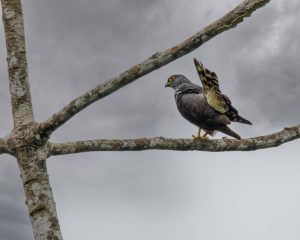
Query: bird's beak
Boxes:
[{"xmin": 165, "ymin": 82, "xmax": 171, "ymax": 88}]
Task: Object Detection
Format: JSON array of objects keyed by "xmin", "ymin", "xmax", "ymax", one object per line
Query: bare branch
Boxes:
[
  {"xmin": 1, "ymin": 0, "xmax": 34, "ymax": 127},
  {"xmin": 49, "ymin": 124, "xmax": 300, "ymax": 156},
  {"xmin": 0, "ymin": 138, "xmax": 10, "ymax": 155},
  {"xmin": 40, "ymin": 0, "xmax": 270, "ymax": 136}
]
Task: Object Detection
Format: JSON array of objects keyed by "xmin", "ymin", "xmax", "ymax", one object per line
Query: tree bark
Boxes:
[
  {"xmin": 1, "ymin": 1, "xmax": 63, "ymax": 239},
  {"xmin": 5, "ymin": 124, "xmax": 63, "ymax": 240},
  {"xmin": 0, "ymin": 138, "xmax": 10, "ymax": 154},
  {"xmin": 16, "ymin": 143, "xmax": 62, "ymax": 239},
  {"xmin": 49, "ymin": 125, "xmax": 300, "ymax": 155},
  {"xmin": 1, "ymin": 0, "xmax": 34, "ymax": 127}
]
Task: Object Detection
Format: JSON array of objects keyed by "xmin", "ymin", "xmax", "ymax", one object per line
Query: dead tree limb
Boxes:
[{"xmin": 49, "ymin": 125, "xmax": 300, "ymax": 156}]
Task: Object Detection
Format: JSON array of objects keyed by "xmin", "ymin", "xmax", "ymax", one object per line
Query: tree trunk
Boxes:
[
  {"xmin": 17, "ymin": 148, "xmax": 62, "ymax": 240},
  {"xmin": 7, "ymin": 124, "xmax": 63, "ymax": 240},
  {"xmin": 1, "ymin": 0, "xmax": 64, "ymax": 239}
]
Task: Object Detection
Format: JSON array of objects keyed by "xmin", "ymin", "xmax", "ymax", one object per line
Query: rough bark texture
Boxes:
[
  {"xmin": 1, "ymin": 1, "xmax": 62, "ymax": 239},
  {"xmin": 40, "ymin": 0, "xmax": 270, "ymax": 136},
  {"xmin": 18, "ymin": 153, "xmax": 61, "ymax": 240},
  {"xmin": 0, "ymin": 138, "xmax": 10, "ymax": 154},
  {"xmin": 6, "ymin": 124, "xmax": 63, "ymax": 240},
  {"xmin": 1, "ymin": 0, "xmax": 34, "ymax": 127},
  {"xmin": 50, "ymin": 125, "xmax": 300, "ymax": 155}
]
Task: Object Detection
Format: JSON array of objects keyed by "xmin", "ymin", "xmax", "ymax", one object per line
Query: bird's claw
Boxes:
[
  {"xmin": 192, "ymin": 135, "xmax": 209, "ymax": 141},
  {"xmin": 202, "ymin": 135, "xmax": 209, "ymax": 140}
]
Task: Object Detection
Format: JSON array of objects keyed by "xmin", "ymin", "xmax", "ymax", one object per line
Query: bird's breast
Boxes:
[{"xmin": 176, "ymin": 93, "xmax": 207, "ymax": 123}]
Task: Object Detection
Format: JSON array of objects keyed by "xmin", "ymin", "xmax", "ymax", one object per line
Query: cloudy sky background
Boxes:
[{"xmin": 1, "ymin": 0, "xmax": 300, "ymax": 239}]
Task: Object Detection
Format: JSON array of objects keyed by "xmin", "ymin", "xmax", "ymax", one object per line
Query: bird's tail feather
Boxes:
[
  {"xmin": 218, "ymin": 126, "xmax": 241, "ymax": 140},
  {"xmin": 235, "ymin": 115, "xmax": 252, "ymax": 125},
  {"xmin": 226, "ymin": 111, "xmax": 252, "ymax": 125}
]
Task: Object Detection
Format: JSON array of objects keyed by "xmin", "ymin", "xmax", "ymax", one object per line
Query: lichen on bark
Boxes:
[{"xmin": 1, "ymin": 0, "xmax": 34, "ymax": 127}]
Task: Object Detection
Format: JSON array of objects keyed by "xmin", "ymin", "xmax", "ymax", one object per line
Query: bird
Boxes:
[{"xmin": 165, "ymin": 59, "xmax": 252, "ymax": 140}]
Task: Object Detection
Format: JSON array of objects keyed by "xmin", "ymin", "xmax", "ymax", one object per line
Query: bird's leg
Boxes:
[
  {"xmin": 197, "ymin": 128, "xmax": 201, "ymax": 138},
  {"xmin": 202, "ymin": 131, "xmax": 209, "ymax": 140},
  {"xmin": 192, "ymin": 128, "xmax": 208, "ymax": 141},
  {"xmin": 192, "ymin": 128, "xmax": 201, "ymax": 140}
]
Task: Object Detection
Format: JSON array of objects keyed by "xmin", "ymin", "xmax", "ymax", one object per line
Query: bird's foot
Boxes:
[
  {"xmin": 192, "ymin": 135, "xmax": 209, "ymax": 141},
  {"xmin": 192, "ymin": 128, "xmax": 209, "ymax": 141}
]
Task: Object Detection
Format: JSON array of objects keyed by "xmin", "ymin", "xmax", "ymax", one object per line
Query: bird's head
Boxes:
[{"xmin": 165, "ymin": 74, "xmax": 189, "ymax": 90}]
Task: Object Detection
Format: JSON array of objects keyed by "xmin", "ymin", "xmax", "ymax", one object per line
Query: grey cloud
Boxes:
[
  {"xmin": 1, "ymin": 0, "xmax": 300, "ymax": 239},
  {"xmin": 232, "ymin": 1, "xmax": 300, "ymax": 125}
]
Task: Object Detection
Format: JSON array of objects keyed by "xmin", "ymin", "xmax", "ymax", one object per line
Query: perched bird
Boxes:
[{"xmin": 165, "ymin": 59, "xmax": 252, "ymax": 140}]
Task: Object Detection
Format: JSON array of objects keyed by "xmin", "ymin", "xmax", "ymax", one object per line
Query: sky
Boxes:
[{"xmin": 0, "ymin": 0, "xmax": 300, "ymax": 239}]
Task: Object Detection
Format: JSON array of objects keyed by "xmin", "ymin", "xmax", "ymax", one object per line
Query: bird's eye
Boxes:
[{"xmin": 169, "ymin": 75, "xmax": 176, "ymax": 82}]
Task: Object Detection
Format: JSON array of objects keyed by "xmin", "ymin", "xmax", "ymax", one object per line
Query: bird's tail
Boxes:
[
  {"xmin": 226, "ymin": 111, "xmax": 252, "ymax": 125},
  {"xmin": 234, "ymin": 115, "xmax": 252, "ymax": 125},
  {"xmin": 218, "ymin": 126, "xmax": 241, "ymax": 140}
]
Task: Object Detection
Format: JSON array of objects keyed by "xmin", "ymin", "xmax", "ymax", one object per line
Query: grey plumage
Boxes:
[{"xmin": 165, "ymin": 74, "xmax": 251, "ymax": 140}]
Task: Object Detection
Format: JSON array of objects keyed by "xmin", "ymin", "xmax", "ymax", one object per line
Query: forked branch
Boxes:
[
  {"xmin": 49, "ymin": 125, "xmax": 300, "ymax": 156},
  {"xmin": 40, "ymin": 0, "xmax": 270, "ymax": 136}
]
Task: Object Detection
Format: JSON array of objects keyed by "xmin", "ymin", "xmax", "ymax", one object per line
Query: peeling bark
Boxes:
[
  {"xmin": 1, "ymin": 0, "xmax": 34, "ymax": 127},
  {"xmin": 50, "ymin": 125, "xmax": 300, "ymax": 155},
  {"xmin": 40, "ymin": 0, "xmax": 270, "ymax": 136}
]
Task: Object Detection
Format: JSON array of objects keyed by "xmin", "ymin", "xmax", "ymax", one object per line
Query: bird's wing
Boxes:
[
  {"xmin": 222, "ymin": 94, "xmax": 252, "ymax": 125},
  {"xmin": 178, "ymin": 93, "xmax": 230, "ymax": 126},
  {"xmin": 177, "ymin": 91, "xmax": 243, "ymax": 139},
  {"xmin": 193, "ymin": 58, "xmax": 229, "ymax": 113}
]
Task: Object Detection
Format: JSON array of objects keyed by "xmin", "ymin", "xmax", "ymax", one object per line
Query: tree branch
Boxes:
[
  {"xmin": 40, "ymin": 0, "xmax": 270, "ymax": 136},
  {"xmin": 0, "ymin": 138, "xmax": 10, "ymax": 155},
  {"xmin": 1, "ymin": 0, "xmax": 34, "ymax": 127},
  {"xmin": 49, "ymin": 124, "xmax": 300, "ymax": 156}
]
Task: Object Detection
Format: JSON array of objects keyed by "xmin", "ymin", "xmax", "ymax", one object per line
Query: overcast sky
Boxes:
[{"xmin": 1, "ymin": 0, "xmax": 300, "ymax": 239}]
